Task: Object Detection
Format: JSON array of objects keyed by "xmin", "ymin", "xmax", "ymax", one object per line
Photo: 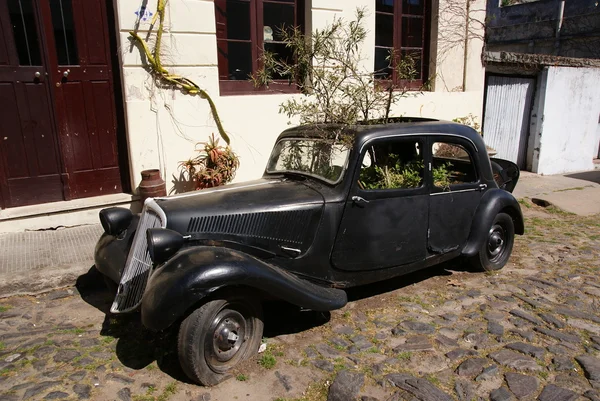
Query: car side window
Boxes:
[
  {"xmin": 432, "ymin": 142, "xmax": 477, "ymax": 190},
  {"xmin": 358, "ymin": 139, "xmax": 424, "ymax": 190}
]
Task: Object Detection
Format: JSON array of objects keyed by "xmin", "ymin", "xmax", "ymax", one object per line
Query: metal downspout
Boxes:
[
  {"xmin": 462, "ymin": 0, "xmax": 471, "ymax": 91},
  {"xmin": 555, "ymin": 0, "xmax": 566, "ymax": 54}
]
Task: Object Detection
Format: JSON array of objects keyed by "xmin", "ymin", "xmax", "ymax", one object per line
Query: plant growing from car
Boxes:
[
  {"xmin": 253, "ymin": 8, "xmax": 429, "ymax": 126},
  {"xmin": 179, "ymin": 133, "xmax": 240, "ymax": 189},
  {"xmin": 452, "ymin": 114, "xmax": 481, "ymax": 134},
  {"xmin": 358, "ymin": 155, "xmax": 451, "ymax": 190}
]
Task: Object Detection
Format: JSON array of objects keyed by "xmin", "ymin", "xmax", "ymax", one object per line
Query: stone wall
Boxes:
[{"xmin": 486, "ymin": 0, "xmax": 600, "ymax": 59}]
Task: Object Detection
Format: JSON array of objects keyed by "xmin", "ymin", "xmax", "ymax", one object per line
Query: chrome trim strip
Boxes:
[
  {"xmin": 145, "ymin": 198, "xmax": 167, "ymax": 226},
  {"xmin": 430, "ymin": 188, "xmax": 478, "ymax": 196}
]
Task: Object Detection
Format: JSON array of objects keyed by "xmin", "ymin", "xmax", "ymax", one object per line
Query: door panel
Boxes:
[
  {"xmin": 483, "ymin": 75, "xmax": 535, "ymax": 169},
  {"xmin": 427, "ymin": 139, "xmax": 482, "ymax": 253},
  {"xmin": 0, "ymin": 0, "xmax": 124, "ymax": 208},
  {"xmin": 332, "ymin": 194, "xmax": 429, "ymax": 271},
  {"xmin": 61, "ymin": 81, "xmax": 94, "ymax": 171},
  {"xmin": 78, "ymin": 0, "xmax": 107, "ymax": 65},
  {"xmin": 428, "ymin": 191, "xmax": 481, "ymax": 253},
  {"xmin": 0, "ymin": 0, "xmax": 64, "ymax": 208},
  {"xmin": 40, "ymin": 0, "xmax": 122, "ymax": 199},
  {"xmin": 89, "ymin": 81, "xmax": 119, "ymax": 167},
  {"xmin": 332, "ymin": 136, "xmax": 429, "ymax": 271}
]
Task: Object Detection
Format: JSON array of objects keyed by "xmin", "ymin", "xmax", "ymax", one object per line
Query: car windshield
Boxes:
[{"xmin": 266, "ymin": 138, "xmax": 351, "ymax": 184}]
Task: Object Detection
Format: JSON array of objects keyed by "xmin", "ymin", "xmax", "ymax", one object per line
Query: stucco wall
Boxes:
[
  {"xmin": 535, "ymin": 66, "xmax": 600, "ymax": 175},
  {"xmin": 114, "ymin": 0, "xmax": 485, "ymax": 194}
]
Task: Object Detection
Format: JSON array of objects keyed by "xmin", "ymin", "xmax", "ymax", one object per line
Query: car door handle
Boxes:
[
  {"xmin": 478, "ymin": 183, "xmax": 487, "ymax": 191},
  {"xmin": 352, "ymin": 196, "xmax": 369, "ymax": 204}
]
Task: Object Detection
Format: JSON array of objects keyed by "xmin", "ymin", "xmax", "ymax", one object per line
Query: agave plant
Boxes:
[{"xmin": 180, "ymin": 133, "xmax": 240, "ymax": 190}]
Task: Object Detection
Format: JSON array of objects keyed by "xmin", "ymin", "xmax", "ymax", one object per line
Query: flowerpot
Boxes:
[{"xmin": 139, "ymin": 169, "xmax": 166, "ymax": 205}]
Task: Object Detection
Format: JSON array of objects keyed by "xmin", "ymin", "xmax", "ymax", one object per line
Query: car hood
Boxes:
[{"xmin": 154, "ymin": 178, "xmax": 325, "ymax": 256}]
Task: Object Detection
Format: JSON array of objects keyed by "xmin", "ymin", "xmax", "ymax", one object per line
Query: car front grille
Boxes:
[{"xmin": 110, "ymin": 200, "xmax": 166, "ymax": 313}]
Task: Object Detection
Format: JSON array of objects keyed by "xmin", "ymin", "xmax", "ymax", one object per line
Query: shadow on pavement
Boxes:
[
  {"xmin": 74, "ymin": 258, "xmax": 471, "ymax": 382},
  {"xmin": 345, "ymin": 260, "xmax": 462, "ymax": 302},
  {"xmin": 75, "ymin": 266, "xmax": 192, "ymax": 384},
  {"xmin": 565, "ymin": 170, "xmax": 600, "ymax": 185}
]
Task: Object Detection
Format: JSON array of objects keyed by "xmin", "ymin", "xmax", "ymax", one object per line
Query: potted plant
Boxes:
[{"xmin": 180, "ymin": 133, "xmax": 240, "ymax": 190}]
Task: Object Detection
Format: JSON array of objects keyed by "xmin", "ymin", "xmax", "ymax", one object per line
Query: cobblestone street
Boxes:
[{"xmin": 1, "ymin": 200, "xmax": 599, "ymax": 401}]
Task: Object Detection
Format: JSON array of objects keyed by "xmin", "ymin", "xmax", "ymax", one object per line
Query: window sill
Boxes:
[
  {"xmin": 374, "ymin": 79, "xmax": 429, "ymax": 92},
  {"xmin": 219, "ymin": 80, "xmax": 301, "ymax": 96}
]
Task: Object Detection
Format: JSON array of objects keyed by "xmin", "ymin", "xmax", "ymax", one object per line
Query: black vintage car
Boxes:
[{"xmin": 95, "ymin": 119, "xmax": 523, "ymax": 385}]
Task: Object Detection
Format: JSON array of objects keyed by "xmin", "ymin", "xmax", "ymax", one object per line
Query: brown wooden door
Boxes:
[
  {"xmin": 39, "ymin": 0, "xmax": 122, "ymax": 199},
  {"xmin": 0, "ymin": 0, "xmax": 65, "ymax": 208}
]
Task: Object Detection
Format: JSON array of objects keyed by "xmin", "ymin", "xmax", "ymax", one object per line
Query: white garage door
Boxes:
[{"xmin": 483, "ymin": 75, "xmax": 536, "ymax": 168}]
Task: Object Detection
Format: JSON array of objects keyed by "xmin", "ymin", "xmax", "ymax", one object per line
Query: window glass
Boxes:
[
  {"xmin": 432, "ymin": 142, "xmax": 477, "ymax": 189},
  {"xmin": 264, "ymin": 42, "xmax": 293, "ymax": 80},
  {"xmin": 216, "ymin": 0, "xmax": 298, "ymax": 86},
  {"xmin": 400, "ymin": 49, "xmax": 422, "ymax": 80},
  {"xmin": 373, "ymin": 0, "xmax": 429, "ymax": 85},
  {"xmin": 50, "ymin": 0, "xmax": 79, "ymax": 65},
  {"xmin": 225, "ymin": 0, "xmax": 251, "ymax": 40},
  {"xmin": 401, "ymin": 16, "xmax": 424, "ymax": 48},
  {"xmin": 8, "ymin": 0, "xmax": 42, "ymax": 66},
  {"xmin": 375, "ymin": 13, "xmax": 394, "ymax": 47},
  {"xmin": 376, "ymin": 0, "xmax": 395, "ymax": 13},
  {"xmin": 267, "ymin": 138, "xmax": 350, "ymax": 184},
  {"xmin": 263, "ymin": 1, "xmax": 295, "ymax": 80},
  {"xmin": 219, "ymin": 41, "xmax": 252, "ymax": 80},
  {"xmin": 359, "ymin": 140, "xmax": 424, "ymax": 190},
  {"xmin": 374, "ymin": 47, "xmax": 392, "ymax": 79},
  {"xmin": 263, "ymin": 2, "xmax": 294, "ymax": 42},
  {"xmin": 403, "ymin": 0, "xmax": 424, "ymax": 15}
]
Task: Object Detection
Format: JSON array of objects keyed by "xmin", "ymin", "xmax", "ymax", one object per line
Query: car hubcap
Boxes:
[
  {"xmin": 487, "ymin": 224, "xmax": 505, "ymax": 261},
  {"xmin": 207, "ymin": 308, "xmax": 247, "ymax": 367}
]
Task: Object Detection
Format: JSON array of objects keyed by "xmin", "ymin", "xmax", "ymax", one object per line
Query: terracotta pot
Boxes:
[{"xmin": 139, "ymin": 169, "xmax": 166, "ymax": 205}]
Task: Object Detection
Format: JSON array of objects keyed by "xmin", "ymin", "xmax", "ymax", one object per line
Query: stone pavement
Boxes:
[{"xmin": 0, "ymin": 201, "xmax": 599, "ymax": 400}]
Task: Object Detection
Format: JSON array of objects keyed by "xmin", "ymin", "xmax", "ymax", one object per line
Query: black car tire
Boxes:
[
  {"xmin": 178, "ymin": 293, "xmax": 264, "ymax": 386},
  {"xmin": 470, "ymin": 212, "xmax": 515, "ymax": 272}
]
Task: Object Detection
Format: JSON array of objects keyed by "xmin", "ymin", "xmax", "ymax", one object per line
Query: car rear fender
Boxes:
[
  {"xmin": 462, "ymin": 188, "xmax": 524, "ymax": 258},
  {"xmin": 140, "ymin": 246, "xmax": 347, "ymax": 331}
]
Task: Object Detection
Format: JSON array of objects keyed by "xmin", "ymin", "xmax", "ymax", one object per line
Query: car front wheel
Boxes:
[
  {"xmin": 470, "ymin": 212, "xmax": 515, "ymax": 272},
  {"xmin": 178, "ymin": 293, "xmax": 263, "ymax": 386}
]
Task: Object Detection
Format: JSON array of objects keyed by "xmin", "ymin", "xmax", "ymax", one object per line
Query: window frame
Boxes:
[
  {"xmin": 429, "ymin": 137, "xmax": 481, "ymax": 193},
  {"xmin": 353, "ymin": 136, "xmax": 430, "ymax": 200},
  {"xmin": 265, "ymin": 137, "xmax": 351, "ymax": 185},
  {"xmin": 214, "ymin": 0, "xmax": 304, "ymax": 96},
  {"xmin": 374, "ymin": 0, "xmax": 431, "ymax": 90}
]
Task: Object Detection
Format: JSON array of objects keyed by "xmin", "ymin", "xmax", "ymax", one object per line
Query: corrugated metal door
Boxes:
[{"xmin": 483, "ymin": 75, "xmax": 536, "ymax": 169}]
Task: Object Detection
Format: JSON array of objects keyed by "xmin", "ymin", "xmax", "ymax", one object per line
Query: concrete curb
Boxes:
[{"xmin": 0, "ymin": 262, "xmax": 94, "ymax": 299}]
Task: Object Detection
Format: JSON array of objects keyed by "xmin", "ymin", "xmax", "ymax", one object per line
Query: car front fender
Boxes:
[
  {"xmin": 140, "ymin": 246, "xmax": 348, "ymax": 331},
  {"xmin": 462, "ymin": 188, "xmax": 524, "ymax": 258}
]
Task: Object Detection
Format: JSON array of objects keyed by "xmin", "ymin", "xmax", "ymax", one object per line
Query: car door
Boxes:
[
  {"xmin": 331, "ymin": 136, "xmax": 429, "ymax": 271},
  {"xmin": 427, "ymin": 136, "xmax": 484, "ymax": 254}
]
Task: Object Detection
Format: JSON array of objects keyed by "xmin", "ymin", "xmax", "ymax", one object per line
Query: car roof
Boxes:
[{"xmin": 277, "ymin": 118, "xmax": 484, "ymax": 151}]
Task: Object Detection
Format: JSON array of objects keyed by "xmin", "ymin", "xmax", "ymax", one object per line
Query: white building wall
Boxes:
[
  {"xmin": 114, "ymin": 0, "xmax": 486, "ymax": 194},
  {"xmin": 535, "ymin": 66, "xmax": 600, "ymax": 175}
]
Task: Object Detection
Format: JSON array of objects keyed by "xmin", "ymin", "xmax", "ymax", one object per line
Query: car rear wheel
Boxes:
[
  {"xmin": 178, "ymin": 293, "xmax": 263, "ymax": 386},
  {"xmin": 470, "ymin": 212, "xmax": 515, "ymax": 272}
]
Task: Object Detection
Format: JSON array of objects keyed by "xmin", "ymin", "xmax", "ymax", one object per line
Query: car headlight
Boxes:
[
  {"xmin": 146, "ymin": 228, "xmax": 184, "ymax": 265},
  {"xmin": 99, "ymin": 207, "xmax": 133, "ymax": 236}
]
